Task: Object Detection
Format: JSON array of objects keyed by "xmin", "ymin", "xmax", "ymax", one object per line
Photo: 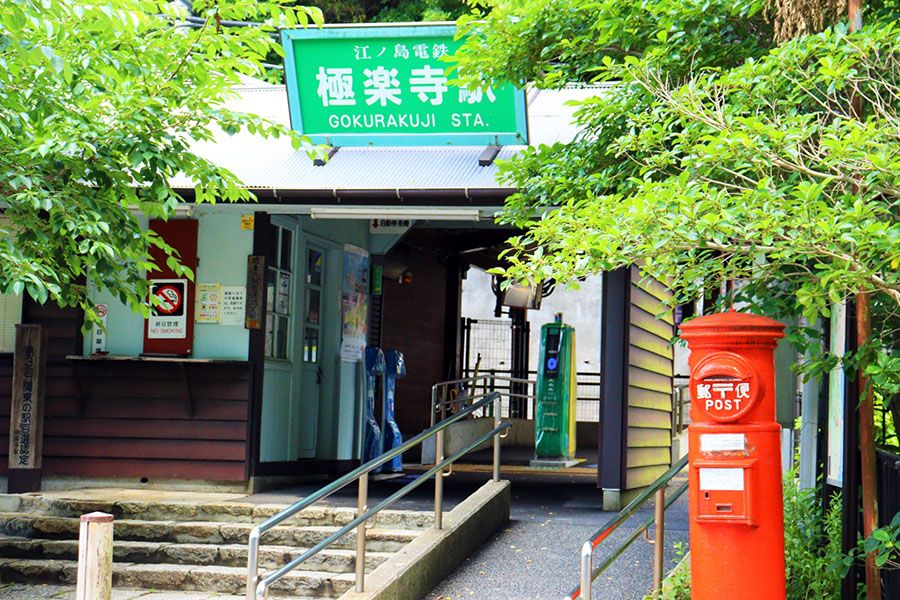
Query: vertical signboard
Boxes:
[
  {"xmin": 8, "ymin": 324, "xmax": 48, "ymax": 492},
  {"xmin": 245, "ymin": 256, "xmax": 265, "ymax": 330},
  {"xmin": 143, "ymin": 220, "xmax": 198, "ymax": 356},
  {"xmin": 281, "ymin": 25, "xmax": 528, "ymax": 146},
  {"xmin": 91, "ymin": 303, "xmax": 108, "ymax": 354}
]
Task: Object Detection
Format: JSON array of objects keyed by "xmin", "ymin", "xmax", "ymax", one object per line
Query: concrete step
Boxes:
[
  {"xmin": 0, "ymin": 558, "xmax": 355, "ymax": 597},
  {"xmin": 0, "ymin": 513, "xmax": 419, "ymax": 552},
  {"xmin": 10, "ymin": 495, "xmax": 433, "ymax": 530},
  {"xmin": 0, "ymin": 536, "xmax": 391, "ymax": 573}
]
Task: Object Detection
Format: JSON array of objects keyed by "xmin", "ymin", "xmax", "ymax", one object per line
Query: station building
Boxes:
[{"xmin": 0, "ymin": 28, "xmax": 677, "ymax": 509}]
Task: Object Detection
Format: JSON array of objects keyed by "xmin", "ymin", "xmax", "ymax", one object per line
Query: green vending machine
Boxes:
[{"xmin": 533, "ymin": 317, "xmax": 578, "ymax": 465}]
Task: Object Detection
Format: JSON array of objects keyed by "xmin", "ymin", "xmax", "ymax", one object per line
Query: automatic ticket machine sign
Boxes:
[{"xmin": 680, "ymin": 311, "xmax": 787, "ymax": 600}]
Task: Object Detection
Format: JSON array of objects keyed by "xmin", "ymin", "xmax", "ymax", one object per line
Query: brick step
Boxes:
[
  {"xmin": 0, "ymin": 558, "xmax": 355, "ymax": 597},
  {"xmin": 0, "ymin": 536, "xmax": 391, "ymax": 573},
  {"xmin": 0, "ymin": 513, "xmax": 420, "ymax": 552},
  {"xmin": 10, "ymin": 495, "xmax": 433, "ymax": 530}
]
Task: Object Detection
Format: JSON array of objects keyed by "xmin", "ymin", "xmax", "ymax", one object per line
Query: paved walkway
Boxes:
[{"xmin": 423, "ymin": 475, "xmax": 690, "ymax": 600}]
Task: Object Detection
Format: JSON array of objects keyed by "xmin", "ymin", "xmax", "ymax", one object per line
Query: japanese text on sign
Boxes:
[
  {"xmin": 282, "ymin": 25, "xmax": 528, "ymax": 146},
  {"xmin": 13, "ymin": 344, "xmax": 35, "ymax": 466},
  {"xmin": 148, "ymin": 279, "xmax": 188, "ymax": 339},
  {"xmin": 696, "ymin": 379, "xmax": 752, "ymax": 415}
]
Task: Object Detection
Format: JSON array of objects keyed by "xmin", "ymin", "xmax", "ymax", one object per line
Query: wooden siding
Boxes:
[
  {"xmin": 1, "ymin": 301, "xmax": 251, "ymax": 482},
  {"xmin": 625, "ymin": 267, "xmax": 674, "ymax": 491}
]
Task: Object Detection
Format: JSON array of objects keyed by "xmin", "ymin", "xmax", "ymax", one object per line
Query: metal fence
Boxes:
[
  {"xmin": 459, "ymin": 367, "xmax": 601, "ymax": 422},
  {"xmin": 461, "ymin": 318, "xmax": 513, "ymax": 373}
]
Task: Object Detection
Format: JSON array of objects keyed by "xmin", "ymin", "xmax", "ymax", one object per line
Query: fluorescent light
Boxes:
[{"xmin": 308, "ymin": 206, "xmax": 482, "ymax": 221}]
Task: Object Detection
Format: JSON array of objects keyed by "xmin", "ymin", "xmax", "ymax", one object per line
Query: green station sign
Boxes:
[{"xmin": 281, "ymin": 25, "xmax": 528, "ymax": 146}]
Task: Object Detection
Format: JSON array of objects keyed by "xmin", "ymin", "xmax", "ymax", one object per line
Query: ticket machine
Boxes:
[
  {"xmin": 363, "ymin": 346, "xmax": 384, "ymax": 464},
  {"xmin": 534, "ymin": 317, "xmax": 577, "ymax": 464},
  {"xmin": 381, "ymin": 349, "xmax": 405, "ymax": 473}
]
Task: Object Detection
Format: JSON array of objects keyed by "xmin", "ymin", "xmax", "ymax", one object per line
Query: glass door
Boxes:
[{"xmin": 297, "ymin": 245, "xmax": 325, "ymax": 458}]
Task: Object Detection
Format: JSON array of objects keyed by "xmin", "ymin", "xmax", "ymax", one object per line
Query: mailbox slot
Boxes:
[{"xmin": 693, "ymin": 459, "xmax": 756, "ymax": 526}]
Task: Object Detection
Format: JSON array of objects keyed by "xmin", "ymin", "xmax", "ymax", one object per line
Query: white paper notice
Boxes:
[
  {"xmin": 220, "ymin": 286, "xmax": 246, "ymax": 327},
  {"xmin": 700, "ymin": 433, "xmax": 746, "ymax": 453},
  {"xmin": 699, "ymin": 468, "xmax": 745, "ymax": 491}
]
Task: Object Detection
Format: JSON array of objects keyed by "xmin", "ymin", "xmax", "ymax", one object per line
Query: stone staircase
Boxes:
[{"xmin": 0, "ymin": 493, "xmax": 433, "ymax": 598}]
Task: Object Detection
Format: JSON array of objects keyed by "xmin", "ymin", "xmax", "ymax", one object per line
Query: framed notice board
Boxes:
[{"xmin": 143, "ymin": 219, "xmax": 198, "ymax": 356}]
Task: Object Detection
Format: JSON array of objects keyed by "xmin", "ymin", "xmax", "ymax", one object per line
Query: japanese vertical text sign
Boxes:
[
  {"xmin": 9, "ymin": 324, "xmax": 48, "ymax": 493},
  {"xmin": 281, "ymin": 25, "xmax": 528, "ymax": 146}
]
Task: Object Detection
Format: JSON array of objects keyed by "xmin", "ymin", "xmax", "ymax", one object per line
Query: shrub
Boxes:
[{"xmin": 783, "ymin": 471, "xmax": 843, "ymax": 599}]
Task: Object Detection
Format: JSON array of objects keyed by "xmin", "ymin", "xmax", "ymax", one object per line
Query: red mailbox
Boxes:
[{"xmin": 680, "ymin": 310, "xmax": 786, "ymax": 600}]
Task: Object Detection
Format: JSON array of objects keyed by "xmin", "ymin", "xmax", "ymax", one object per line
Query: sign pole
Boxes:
[{"xmin": 8, "ymin": 324, "xmax": 48, "ymax": 493}]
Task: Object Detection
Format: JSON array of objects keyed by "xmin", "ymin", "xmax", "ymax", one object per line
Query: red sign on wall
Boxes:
[{"xmin": 143, "ymin": 220, "xmax": 198, "ymax": 356}]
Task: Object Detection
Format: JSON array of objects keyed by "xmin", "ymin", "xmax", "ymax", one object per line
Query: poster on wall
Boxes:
[
  {"xmin": 826, "ymin": 302, "xmax": 846, "ymax": 487},
  {"xmin": 340, "ymin": 245, "xmax": 369, "ymax": 362},
  {"xmin": 195, "ymin": 283, "xmax": 222, "ymax": 323},
  {"xmin": 148, "ymin": 279, "xmax": 189, "ymax": 339}
]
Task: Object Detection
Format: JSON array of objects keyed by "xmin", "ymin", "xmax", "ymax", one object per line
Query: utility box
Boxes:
[
  {"xmin": 533, "ymin": 320, "xmax": 578, "ymax": 465},
  {"xmin": 680, "ymin": 310, "xmax": 786, "ymax": 600}
]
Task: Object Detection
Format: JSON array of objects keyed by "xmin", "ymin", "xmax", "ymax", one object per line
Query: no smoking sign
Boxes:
[
  {"xmin": 148, "ymin": 279, "xmax": 188, "ymax": 339},
  {"xmin": 153, "ymin": 284, "xmax": 184, "ymax": 316}
]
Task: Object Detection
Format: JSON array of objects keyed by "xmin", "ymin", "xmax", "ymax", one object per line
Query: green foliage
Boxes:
[
  {"xmin": 860, "ymin": 512, "xmax": 900, "ymax": 571},
  {"xmin": 451, "ymin": 1, "xmax": 900, "ymax": 403},
  {"xmin": 0, "ymin": 0, "xmax": 323, "ymax": 323},
  {"xmin": 373, "ymin": 0, "xmax": 469, "ymax": 23},
  {"xmin": 835, "ymin": 510, "xmax": 900, "ymax": 583},
  {"xmin": 783, "ymin": 474, "xmax": 843, "ymax": 599}
]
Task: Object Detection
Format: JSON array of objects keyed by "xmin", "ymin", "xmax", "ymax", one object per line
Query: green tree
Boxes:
[
  {"xmin": 0, "ymin": 0, "xmax": 322, "ymax": 321},
  {"xmin": 452, "ymin": 0, "xmax": 899, "ymax": 404}
]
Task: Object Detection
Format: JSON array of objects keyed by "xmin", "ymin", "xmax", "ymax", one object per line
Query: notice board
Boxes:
[{"xmin": 143, "ymin": 219, "xmax": 198, "ymax": 356}]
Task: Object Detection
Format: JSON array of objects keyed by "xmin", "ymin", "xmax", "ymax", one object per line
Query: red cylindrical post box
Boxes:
[{"xmin": 680, "ymin": 310, "xmax": 786, "ymax": 600}]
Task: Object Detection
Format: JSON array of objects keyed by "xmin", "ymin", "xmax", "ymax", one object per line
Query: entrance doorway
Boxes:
[{"xmin": 297, "ymin": 244, "xmax": 325, "ymax": 458}]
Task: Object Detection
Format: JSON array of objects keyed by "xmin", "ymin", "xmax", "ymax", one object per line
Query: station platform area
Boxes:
[{"xmin": 405, "ymin": 446, "xmax": 598, "ymax": 481}]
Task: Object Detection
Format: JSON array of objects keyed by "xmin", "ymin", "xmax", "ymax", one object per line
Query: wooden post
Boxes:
[
  {"xmin": 76, "ymin": 512, "xmax": 114, "ymax": 600},
  {"xmin": 8, "ymin": 324, "xmax": 48, "ymax": 493}
]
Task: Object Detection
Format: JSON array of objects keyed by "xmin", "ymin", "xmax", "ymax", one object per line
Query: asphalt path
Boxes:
[{"xmin": 422, "ymin": 475, "xmax": 690, "ymax": 600}]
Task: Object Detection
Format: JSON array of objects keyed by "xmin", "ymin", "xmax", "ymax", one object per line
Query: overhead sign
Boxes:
[
  {"xmin": 281, "ymin": 25, "xmax": 528, "ymax": 146},
  {"xmin": 370, "ymin": 218, "xmax": 413, "ymax": 234}
]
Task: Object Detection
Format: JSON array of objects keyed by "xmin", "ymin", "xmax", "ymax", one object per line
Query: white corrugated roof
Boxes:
[{"xmin": 173, "ymin": 82, "xmax": 609, "ymax": 192}]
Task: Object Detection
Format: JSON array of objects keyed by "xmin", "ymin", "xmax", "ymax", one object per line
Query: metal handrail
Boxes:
[
  {"xmin": 564, "ymin": 455, "xmax": 690, "ymax": 600},
  {"xmin": 430, "ymin": 374, "xmax": 536, "ymax": 426},
  {"xmin": 246, "ymin": 391, "xmax": 510, "ymax": 600}
]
